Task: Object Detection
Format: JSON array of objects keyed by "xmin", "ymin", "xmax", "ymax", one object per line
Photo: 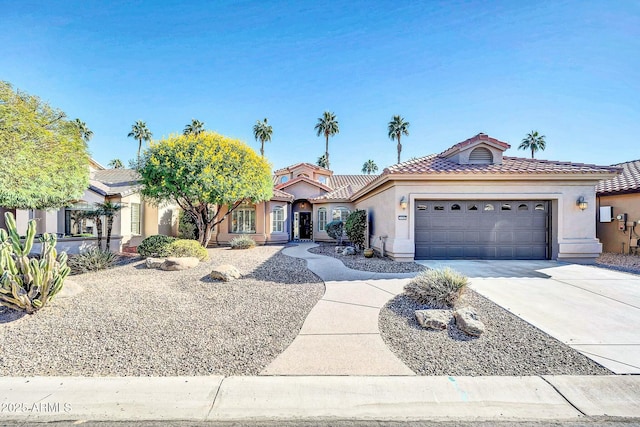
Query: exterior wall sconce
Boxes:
[
  {"xmin": 577, "ymin": 196, "xmax": 588, "ymax": 211},
  {"xmin": 400, "ymin": 196, "xmax": 407, "ymax": 210}
]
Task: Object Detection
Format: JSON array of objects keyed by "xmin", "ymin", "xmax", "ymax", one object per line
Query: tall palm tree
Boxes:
[
  {"xmin": 183, "ymin": 119, "xmax": 205, "ymax": 136},
  {"xmin": 108, "ymin": 158, "xmax": 124, "ymax": 169},
  {"xmin": 519, "ymin": 131, "xmax": 546, "ymax": 159},
  {"xmin": 95, "ymin": 201, "xmax": 122, "ymax": 252},
  {"xmin": 73, "ymin": 118, "xmax": 93, "ymax": 142},
  {"xmin": 314, "ymin": 111, "xmax": 339, "ymax": 170},
  {"xmin": 361, "ymin": 159, "xmax": 379, "ymax": 175},
  {"xmin": 316, "ymin": 154, "xmax": 328, "ymax": 168},
  {"xmin": 388, "ymin": 115, "xmax": 410, "ymax": 164},
  {"xmin": 127, "ymin": 120, "xmax": 152, "ymax": 163},
  {"xmin": 252, "ymin": 118, "xmax": 273, "ymax": 157}
]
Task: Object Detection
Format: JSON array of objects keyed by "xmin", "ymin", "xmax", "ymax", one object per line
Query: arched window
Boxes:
[
  {"xmin": 318, "ymin": 176, "xmax": 327, "ymax": 184},
  {"xmin": 280, "ymin": 176, "xmax": 289, "ymax": 184},
  {"xmin": 332, "ymin": 206, "xmax": 350, "ymax": 222},
  {"xmin": 518, "ymin": 204, "xmax": 529, "ymax": 211},
  {"xmin": 318, "ymin": 207, "xmax": 327, "ymax": 231},
  {"xmin": 469, "ymin": 147, "xmax": 493, "ymax": 164},
  {"xmin": 231, "ymin": 203, "xmax": 256, "ymax": 233},
  {"xmin": 451, "ymin": 204, "xmax": 461, "ymax": 211},
  {"xmin": 272, "ymin": 206, "xmax": 285, "ymax": 232}
]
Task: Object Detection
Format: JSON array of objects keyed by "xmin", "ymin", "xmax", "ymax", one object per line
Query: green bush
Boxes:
[
  {"xmin": 178, "ymin": 210, "xmax": 198, "ymax": 240},
  {"xmin": 67, "ymin": 248, "xmax": 118, "ymax": 274},
  {"xmin": 229, "ymin": 235, "xmax": 256, "ymax": 250},
  {"xmin": 345, "ymin": 210, "xmax": 366, "ymax": 250},
  {"xmin": 404, "ymin": 267, "xmax": 468, "ymax": 308},
  {"xmin": 325, "ymin": 220, "xmax": 344, "ymax": 245},
  {"xmin": 168, "ymin": 239, "xmax": 209, "ymax": 260},
  {"xmin": 137, "ymin": 235, "xmax": 177, "ymax": 258}
]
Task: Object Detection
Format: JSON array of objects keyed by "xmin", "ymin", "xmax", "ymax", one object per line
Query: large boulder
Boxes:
[
  {"xmin": 145, "ymin": 257, "xmax": 166, "ymax": 269},
  {"xmin": 342, "ymin": 246, "xmax": 356, "ymax": 256},
  {"xmin": 415, "ymin": 309, "xmax": 452, "ymax": 330},
  {"xmin": 454, "ymin": 306, "xmax": 485, "ymax": 336},
  {"xmin": 210, "ymin": 264, "xmax": 242, "ymax": 282},
  {"xmin": 160, "ymin": 257, "xmax": 199, "ymax": 271},
  {"xmin": 334, "ymin": 246, "xmax": 344, "ymax": 254}
]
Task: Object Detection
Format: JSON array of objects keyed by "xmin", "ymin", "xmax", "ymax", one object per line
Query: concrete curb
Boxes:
[{"xmin": 1, "ymin": 376, "xmax": 638, "ymax": 423}]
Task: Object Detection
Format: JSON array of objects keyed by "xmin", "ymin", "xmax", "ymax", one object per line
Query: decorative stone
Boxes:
[
  {"xmin": 415, "ymin": 309, "xmax": 452, "ymax": 330},
  {"xmin": 160, "ymin": 257, "xmax": 199, "ymax": 271},
  {"xmin": 454, "ymin": 306, "xmax": 485, "ymax": 336},
  {"xmin": 342, "ymin": 246, "xmax": 356, "ymax": 256},
  {"xmin": 334, "ymin": 246, "xmax": 344, "ymax": 254},
  {"xmin": 210, "ymin": 264, "xmax": 242, "ymax": 282},
  {"xmin": 145, "ymin": 257, "xmax": 166, "ymax": 269},
  {"xmin": 56, "ymin": 279, "xmax": 83, "ymax": 299}
]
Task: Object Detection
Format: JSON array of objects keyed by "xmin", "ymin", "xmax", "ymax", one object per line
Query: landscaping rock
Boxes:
[
  {"xmin": 160, "ymin": 257, "xmax": 199, "ymax": 271},
  {"xmin": 415, "ymin": 309, "xmax": 452, "ymax": 330},
  {"xmin": 145, "ymin": 257, "xmax": 166, "ymax": 269},
  {"xmin": 334, "ymin": 246, "xmax": 344, "ymax": 254},
  {"xmin": 56, "ymin": 279, "xmax": 83, "ymax": 299},
  {"xmin": 342, "ymin": 246, "xmax": 356, "ymax": 256},
  {"xmin": 454, "ymin": 306, "xmax": 485, "ymax": 336},
  {"xmin": 210, "ymin": 264, "xmax": 242, "ymax": 282}
]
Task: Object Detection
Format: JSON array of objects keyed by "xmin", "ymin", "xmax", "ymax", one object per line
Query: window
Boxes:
[
  {"xmin": 272, "ymin": 206, "xmax": 284, "ymax": 232},
  {"xmin": 501, "ymin": 203, "xmax": 512, "ymax": 211},
  {"xmin": 518, "ymin": 204, "xmax": 529, "ymax": 211},
  {"xmin": 332, "ymin": 206, "xmax": 350, "ymax": 222},
  {"xmin": 535, "ymin": 203, "xmax": 545, "ymax": 211},
  {"xmin": 434, "ymin": 205, "xmax": 445, "ymax": 211},
  {"xmin": 417, "ymin": 204, "xmax": 427, "ymax": 211},
  {"xmin": 131, "ymin": 203, "xmax": 141, "ymax": 235},
  {"xmin": 318, "ymin": 207, "xmax": 327, "ymax": 231},
  {"xmin": 231, "ymin": 203, "xmax": 256, "ymax": 233},
  {"xmin": 280, "ymin": 176, "xmax": 289, "ymax": 184},
  {"xmin": 484, "ymin": 203, "xmax": 494, "ymax": 211},
  {"xmin": 318, "ymin": 176, "xmax": 327, "ymax": 185},
  {"xmin": 468, "ymin": 204, "xmax": 478, "ymax": 211},
  {"xmin": 451, "ymin": 204, "xmax": 461, "ymax": 211}
]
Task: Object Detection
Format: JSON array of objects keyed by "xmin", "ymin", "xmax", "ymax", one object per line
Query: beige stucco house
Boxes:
[
  {"xmin": 596, "ymin": 159, "xmax": 640, "ymax": 254},
  {"xmin": 214, "ymin": 133, "xmax": 619, "ymax": 263}
]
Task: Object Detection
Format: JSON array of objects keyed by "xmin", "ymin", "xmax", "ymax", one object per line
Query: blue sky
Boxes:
[{"xmin": 2, "ymin": 0, "xmax": 639, "ymax": 174}]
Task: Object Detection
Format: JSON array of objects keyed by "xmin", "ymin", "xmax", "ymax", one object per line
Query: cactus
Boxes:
[{"xmin": 0, "ymin": 212, "xmax": 70, "ymax": 314}]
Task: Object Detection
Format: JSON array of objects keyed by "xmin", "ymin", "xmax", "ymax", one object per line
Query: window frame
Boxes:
[
  {"xmin": 332, "ymin": 206, "xmax": 350, "ymax": 222},
  {"xmin": 272, "ymin": 206, "xmax": 285, "ymax": 233},
  {"xmin": 231, "ymin": 203, "xmax": 256, "ymax": 234},
  {"xmin": 130, "ymin": 203, "xmax": 141, "ymax": 235},
  {"xmin": 318, "ymin": 207, "xmax": 327, "ymax": 231}
]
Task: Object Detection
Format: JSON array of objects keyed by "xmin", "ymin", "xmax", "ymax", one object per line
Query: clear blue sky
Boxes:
[{"xmin": 2, "ymin": 0, "xmax": 638, "ymax": 173}]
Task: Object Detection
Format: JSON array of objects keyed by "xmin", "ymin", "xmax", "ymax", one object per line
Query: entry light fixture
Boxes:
[
  {"xmin": 400, "ymin": 196, "xmax": 407, "ymax": 210},
  {"xmin": 577, "ymin": 196, "xmax": 588, "ymax": 211}
]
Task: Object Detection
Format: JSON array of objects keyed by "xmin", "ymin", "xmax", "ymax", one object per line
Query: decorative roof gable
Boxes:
[{"xmin": 439, "ymin": 133, "xmax": 511, "ymax": 165}]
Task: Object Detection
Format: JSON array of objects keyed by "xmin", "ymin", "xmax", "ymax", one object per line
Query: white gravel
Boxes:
[
  {"xmin": 308, "ymin": 243, "xmax": 426, "ymax": 273},
  {"xmin": 0, "ymin": 246, "xmax": 324, "ymax": 376}
]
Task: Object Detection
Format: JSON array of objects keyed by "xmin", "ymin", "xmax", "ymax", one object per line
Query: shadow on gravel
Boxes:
[{"xmin": 0, "ymin": 306, "xmax": 26, "ymax": 323}]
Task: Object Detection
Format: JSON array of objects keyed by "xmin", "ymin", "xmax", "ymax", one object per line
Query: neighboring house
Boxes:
[
  {"xmin": 0, "ymin": 159, "xmax": 178, "ymax": 253},
  {"xmin": 596, "ymin": 159, "xmax": 640, "ymax": 254},
  {"xmin": 214, "ymin": 133, "xmax": 619, "ymax": 263}
]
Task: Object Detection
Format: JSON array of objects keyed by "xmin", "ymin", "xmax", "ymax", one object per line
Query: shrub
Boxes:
[
  {"xmin": 229, "ymin": 235, "xmax": 256, "ymax": 250},
  {"xmin": 345, "ymin": 210, "xmax": 366, "ymax": 250},
  {"xmin": 0, "ymin": 212, "xmax": 70, "ymax": 314},
  {"xmin": 404, "ymin": 267, "xmax": 468, "ymax": 309},
  {"xmin": 67, "ymin": 248, "xmax": 118, "ymax": 274},
  {"xmin": 137, "ymin": 235, "xmax": 177, "ymax": 258},
  {"xmin": 178, "ymin": 210, "xmax": 198, "ymax": 240},
  {"xmin": 168, "ymin": 239, "xmax": 209, "ymax": 260},
  {"xmin": 325, "ymin": 220, "xmax": 344, "ymax": 245}
]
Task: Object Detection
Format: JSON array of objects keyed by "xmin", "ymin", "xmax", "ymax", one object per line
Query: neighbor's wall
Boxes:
[{"xmin": 597, "ymin": 193, "xmax": 640, "ymax": 254}]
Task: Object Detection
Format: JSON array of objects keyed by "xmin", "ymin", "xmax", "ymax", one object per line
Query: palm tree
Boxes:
[
  {"xmin": 108, "ymin": 158, "xmax": 124, "ymax": 169},
  {"xmin": 316, "ymin": 154, "xmax": 328, "ymax": 168},
  {"xmin": 519, "ymin": 131, "xmax": 546, "ymax": 159},
  {"xmin": 361, "ymin": 159, "xmax": 379, "ymax": 175},
  {"xmin": 183, "ymin": 119, "xmax": 205, "ymax": 136},
  {"xmin": 127, "ymin": 120, "xmax": 153, "ymax": 163},
  {"xmin": 388, "ymin": 115, "xmax": 410, "ymax": 164},
  {"xmin": 314, "ymin": 111, "xmax": 339, "ymax": 170},
  {"xmin": 73, "ymin": 119, "xmax": 93, "ymax": 142},
  {"xmin": 252, "ymin": 118, "xmax": 273, "ymax": 157},
  {"xmin": 95, "ymin": 201, "xmax": 122, "ymax": 252}
]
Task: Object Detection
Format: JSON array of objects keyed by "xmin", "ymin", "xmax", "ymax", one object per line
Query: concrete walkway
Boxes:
[
  {"xmin": 419, "ymin": 260, "xmax": 640, "ymax": 374},
  {"xmin": 261, "ymin": 243, "xmax": 416, "ymax": 375}
]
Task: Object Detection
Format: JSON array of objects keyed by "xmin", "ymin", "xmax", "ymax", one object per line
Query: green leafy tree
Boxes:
[
  {"xmin": 183, "ymin": 118, "xmax": 205, "ymax": 136},
  {"xmin": 127, "ymin": 120, "xmax": 152, "ymax": 163},
  {"xmin": 0, "ymin": 81, "xmax": 89, "ymax": 209},
  {"xmin": 361, "ymin": 159, "xmax": 378, "ymax": 174},
  {"xmin": 314, "ymin": 111, "xmax": 339, "ymax": 170},
  {"xmin": 388, "ymin": 115, "xmax": 410, "ymax": 164},
  {"xmin": 95, "ymin": 201, "xmax": 122, "ymax": 252},
  {"xmin": 316, "ymin": 154, "xmax": 328, "ymax": 168},
  {"xmin": 345, "ymin": 209, "xmax": 367, "ymax": 250},
  {"xmin": 72, "ymin": 118, "xmax": 93, "ymax": 142},
  {"xmin": 138, "ymin": 131, "xmax": 273, "ymax": 247},
  {"xmin": 108, "ymin": 158, "xmax": 124, "ymax": 169},
  {"xmin": 519, "ymin": 131, "xmax": 546, "ymax": 159},
  {"xmin": 253, "ymin": 118, "xmax": 273, "ymax": 157}
]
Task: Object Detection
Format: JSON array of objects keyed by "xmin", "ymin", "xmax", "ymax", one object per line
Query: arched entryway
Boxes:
[{"xmin": 292, "ymin": 199, "xmax": 312, "ymax": 240}]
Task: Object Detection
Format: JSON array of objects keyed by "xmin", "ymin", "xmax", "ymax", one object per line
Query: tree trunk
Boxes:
[
  {"xmin": 260, "ymin": 142, "xmax": 264, "ymax": 157},
  {"xmin": 106, "ymin": 216, "xmax": 113, "ymax": 252},
  {"xmin": 95, "ymin": 216, "xmax": 103, "ymax": 251},
  {"xmin": 397, "ymin": 135, "xmax": 402, "ymax": 164},
  {"xmin": 325, "ymin": 134, "xmax": 330, "ymax": 169},
  {"xmin": 531, "ymin": 147, "xmax": 534, "ymax": 159}
]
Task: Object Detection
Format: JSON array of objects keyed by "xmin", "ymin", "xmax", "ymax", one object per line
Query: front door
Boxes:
[{"xmin": 299, "ymin": 212, "xmax": 312, "ymax": 240}]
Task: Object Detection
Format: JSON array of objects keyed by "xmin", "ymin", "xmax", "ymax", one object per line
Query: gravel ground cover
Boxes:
[
  {"xmin": 0, "ymin": 246, "xmax": 324, "ymax": 376},
  {"xmin": 596, "ymin": 252, "xmax": 640, "ymax": 275},
  {"xmin": 379, "ymin": 289, "xmax": 612, "ymax": 376},
  {"xmin": 308, "ymin": 243, "xmax": 426, "ymax": 273}
]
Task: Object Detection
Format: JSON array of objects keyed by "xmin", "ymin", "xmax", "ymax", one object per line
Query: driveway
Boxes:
[{"xmin": 417, "ymin": 260, "xmax": 640, "ymax": 374}]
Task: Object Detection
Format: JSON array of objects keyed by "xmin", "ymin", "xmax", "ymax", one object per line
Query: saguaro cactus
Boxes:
[{"xmin": 0, "ymin": 212, "xmax": 70, "ymax": 314}]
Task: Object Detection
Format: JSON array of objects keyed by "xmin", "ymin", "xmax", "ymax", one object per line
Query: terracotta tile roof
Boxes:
[
  {"xmin": 310, "ymin": 185, "xmax": 353, "ymax": 201},
  {"xmin": 273, "ymin": 162, "xmax": 329, "ymax": 174},
  {"xmin": 90, "ymin": 169, "xmax": 142, "ymax": 197},
  {"xmin": 274, "ymin": 176, "xmax": 333, "ymax": 192},
  {"xmin": 597, "ymin": 160, "xmax": 640, "ymax": 195},
  {"xmin": 272, "ymin": 188, "xmax": 295, "ymax": 201},
  {"xmin": 330, "ymin": 174, "xmax": 377, "ymax": 190},
  {"xmin": 439, "ymin": 133, "xmax": 511, "ymax": 157}
]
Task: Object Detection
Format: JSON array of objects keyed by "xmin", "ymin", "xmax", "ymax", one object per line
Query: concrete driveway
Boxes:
[{"xmin": 418, "ymin": 260, "xmax": 640, "ymax": 374}]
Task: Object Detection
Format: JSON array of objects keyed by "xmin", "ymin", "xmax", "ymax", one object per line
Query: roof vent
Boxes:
[{"xmin": 469, "ymin": 147, "xmax": 493, "ymax": 164}]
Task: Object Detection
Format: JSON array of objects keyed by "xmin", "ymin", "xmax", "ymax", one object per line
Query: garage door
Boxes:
[{"xmin": 414, "ymin": 201, "xmax": 549, "ymax": 260}]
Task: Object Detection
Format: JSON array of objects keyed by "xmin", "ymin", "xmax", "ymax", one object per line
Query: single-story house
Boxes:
[
  {"xmin": 596, "ymin": 159, "xmax": 640, "ymax": 254},
  {"xmin": 214, "ymin": 133, "xmax": 619, "ymax": 263},
  {"xmin": 0, "ymin": 159, "xmax": 178, "ymax": 253}
]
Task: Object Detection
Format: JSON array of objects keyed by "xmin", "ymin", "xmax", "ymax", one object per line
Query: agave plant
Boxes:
[{"xmin": 0, "ymin": 212, "xmax": 70, "ymax": 314}]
